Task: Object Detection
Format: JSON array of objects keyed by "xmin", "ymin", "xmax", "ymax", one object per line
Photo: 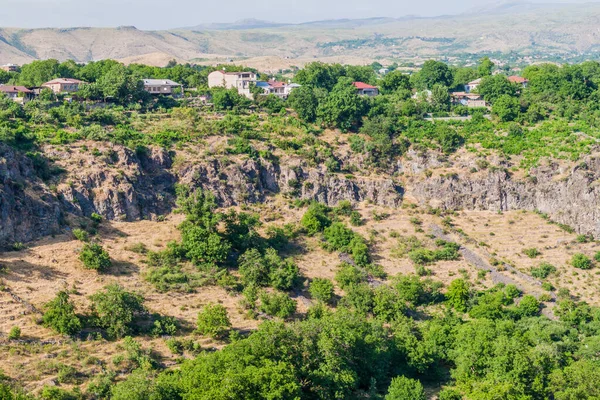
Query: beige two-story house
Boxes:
[
  {"xmin": 42, "ymin": 78, "xmax": 86, "ymax": 94},
  {"xmin": 208, "ymin": 70, "xmax": 258, "ymax": 98}
]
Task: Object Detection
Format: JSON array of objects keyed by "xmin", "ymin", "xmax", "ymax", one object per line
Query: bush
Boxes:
[
  {"xmin": 196, "ymin": 303, "xmax": 231, "ymax": 339},
  {"xmin": 301, "ymin": 202, "xmax": 331, "ymax": 235},
  {"xmin": 385, "ymin": 376, "xmax": 425, "ymax": 400},
  {"xmin": 309, "ymin": 278, "xmax": 335, "ymax": 304},
  {"xmin": 518, "ymin": 295, "xmax": 540, "ymax": 317},
  {"xmin": 42, "ymin": 291, "xmax": 81, "ymax": 335},
  {"xmin": 8, "ymin": 326, "xmax": 20, "ymax": 340},
  {"xmin": 79, "ymin": 243, "xmax": 111, "ymax": 272},
  {"xmin": 90, "ymin": 213, "xmax": 103, "ymax": 224},
  {"xmin": 89, "ymin": 284, "xmax": 145, "ymax": 339},
  {"xmin": 522, "ymin": 248, "xmax": 541, "ymax": 258},
  {"xmin": 335, "ymin": 263, "xmax": 367, "ymax": 290},
  {"xmin": 530, "ymin": 262, "xmax": 556, "ymax": 279},
  {"xmin": 72, "ymin": 228, "xmax": 89, "ymax": 242},
  {"xmin": 571, "ymin": 253, "xmax": 593, "ymax": 270},
  {"xmin": 259, "ymin": 291, "xmax": 296, "ymax": 319}
]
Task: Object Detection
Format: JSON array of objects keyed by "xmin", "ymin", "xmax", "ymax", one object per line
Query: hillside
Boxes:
[{"xmin": 2, "ymin": 2, "xmax": 600, "ymax": 65}]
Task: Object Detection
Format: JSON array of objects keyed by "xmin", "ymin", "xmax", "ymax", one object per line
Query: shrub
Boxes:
[
  {"xmin": 8, "ymin": 326, "xmax": 20, "ymax": 340},
  {"xmin": 42, "ymin": 291, "xmax": 81, "ymax": 335},
  {"xmin": 530, "ymin": 262, "xmax": 556, "ymax": 279},
  {"xmin": 90, "ymin": 213, "xmax": 103, "ymax": 224},
  {"xmin": 72, "ymin": 228, "xmax": 89, "ymax": 242},
  {"xmin": 259, "ymin": 291, "xmax": 296, "ymax": 319},
  {"xmin": 300, "ymin": 202, "xmax": 331, "ymax": 235},
  {"xmin": 518, "ymin": 295, "xmax": 541, "ymax": 317},
  {"xmin": 79, "ymin": 243, "xmax": 111, "ymax": 272},
  {"xmin": 571, "ymin": 253, "xmax": 593, "ymax": 270},
  {"xmin": 594, "ymin": 251, "xmax": 600, "ymax": 262},
  {"xmin": 342, "ymin": 283, "xmax": 374, "ymax": 315},
  {"xmin": 522, "ymin": 248, "xmax": 541, "ymax": 258},
  {"xmin": 335, "ymin": 263, "xmax": 367, "ymax": 290},
  {"xmin": 196, "ymin": 303, "xmax": 231, "ymax": 339},
  {"xmin": 89, "ymin": 284, "xmax": 145, "ymax": 339},
  {"xmin": 385, "ymin": 376, "xmax": 426, "ymax": 400},
  {"xmin": 309, "ymin": 278, "xmax": 335, "ymax": 304}
]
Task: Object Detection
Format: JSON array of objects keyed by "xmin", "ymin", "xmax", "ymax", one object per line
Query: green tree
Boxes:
[
  {"xmin": 478, "ymin": 75, "xmax": 516, "ymax": 103},
  {"xmin": 79, "ymin": 243, "xmax": 111, "ymax": 272},
  {"xmin": 294, "ymin": 62, "xmax": 346, "ymax": 91},
  {"xmin": 309, "ymin": 278, "xmax": 335, "ymax": 304},
  {"xmin": 430, "ymin": 84, "xmax": 450, "ymax": 111},
  {"xmin": 288, "ymin": 85, "xmax": 319, "ymax": 122},
  {"xmin": 446, "ymin": 279, "xmax": 470, "ymax": 312},
  {"xmin": 96, "ymin": 64, "xmax": 148, "ymax": 104},
  {"xmin": 518, "ymin": 295, "xmax": 540, "ymax": 317},
  {"xmin": 259, "ymin": 291, "xmax": 296, "ymax": 318},
  {"xmin": 492, "ymin": 94, "xmax": 520, "ymax": 122},
  {"xmin": 380, "ymin": 70, "xmax": 411, "ymax": 94},
  {"xmin": 197, "ymin": 303, "xmax": 231, "ymax": 339},
  {"xmin": 385, "ymin": 376, "xmax": 426, "ymax": 400},
  {"xmin": 301, "ymin": 202, "xmax": 332, "ymax": 235},
  {"xmin": 42, "ymin": 291, "xmax": 81, "ymax": 335},
  {"xmin": 478, "ymin": 57, "xmax": 495, "ymax": 77},
  {"xmin": 412, "ymin": 60, "xmax": 453, "ymax": 90},
  {"xmin": 18, "ymin": 59, "xmax": 60, "ymax": 87},
  {"xmin": 318, "ymin": 78, "xmax": 368, "ymax": 131},
  {"xmin": 89, "ymin": 284, "xmax": 145, "ymax": 339}
]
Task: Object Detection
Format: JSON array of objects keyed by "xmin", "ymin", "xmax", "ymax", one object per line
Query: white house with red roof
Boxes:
[{"xmin": 353, "ymin": 82, "xmax": 379, "ymax": 96}]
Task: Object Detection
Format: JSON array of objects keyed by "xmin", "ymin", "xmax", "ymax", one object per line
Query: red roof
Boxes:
[
  {"xmin": 268, "ymin": 80, "xmax": 286, "ymax": 88},
  {"xmin": 352, "ymin": 81, "xmax": 377, "ymax": 89},
  {"xmin": 508, "ymin": 76, "xmax": 528, "ymax": 84},
  {"xmin": 0, "ymin": 85, "xmax": 33, "ymax": 93}
]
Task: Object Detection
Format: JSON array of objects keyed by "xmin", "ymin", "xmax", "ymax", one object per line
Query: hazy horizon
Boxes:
[{"xmin": 1, "ymin": 0, "xmax": 597, "ymax": 30}]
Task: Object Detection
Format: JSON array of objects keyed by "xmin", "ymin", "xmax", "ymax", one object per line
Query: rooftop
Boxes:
[
  {"xmin": 43, "ymin": 78, "xmax": 85, "ymax": 85},
  {"xmin": 0, "ymin": 85, "xmax": 33, "ymax": 93},
  {"xmin": 353, "ymin": 81, "xmax": 377, "ymax": 90},
  {"xmin": 142, "ymin": 79, "xmax": 181, "ymax": 86}
]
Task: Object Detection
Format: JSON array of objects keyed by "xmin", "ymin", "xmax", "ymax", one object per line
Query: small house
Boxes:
[
  {"xmin": 451, "ymin": 92, "xmax": 486, "ymax": 108},
  {"xmin": 208, "ymin": 70, "xmax": 258, "ymax": 98},
  {"xmin": 42, "ymin": 78, "xmax": 86, "ymax": 94},
  {"xmin": 0, "ymin": 85, "xmax": 34, "ymax": 103},
  {"xmin": 0, "ymin": 64, "xmax": 18, "ymax": 72},
  {"xmin": 464, "ymin": 78, "xmax": 481, "ymax": 93},
  {"xmin": 142, "ymin": 79, "xmax": 182, "ymax": 95},
  {"xmin": 508, "ymin": 76, "xmax": 529, "ymax": 88},
  {"xmin": 353, "ymin": 82, "xmax": 379, "ymax": 96}
]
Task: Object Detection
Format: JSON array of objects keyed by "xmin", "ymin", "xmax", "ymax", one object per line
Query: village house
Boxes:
[
  {"xmin": 1, "ymin": 64, "xmax": 18, "ymax": 72},
  {"xmin": 464, "ymin": 78, "xmax": 482, "ymax": 93},
  {"xmin": 451, "ymin": 92, "xmax": 487, "ymax": 108},
  {"xmin": 508, "ymin": 75, "xmax": 529, "ymax": 88},
  {"xmin": 142, "ymin": 79, "xmax": 182, "ymax": 95},
  {"xmin": 0, "ymin": 85, "xmax": 34, "ymax": 104},
  {"xmin": 353, "ymin": 82, "xmax": 379, "ymax": 96},
  {"xmin": 255, "ymin": 80, "xmax": 300, "ymax": 98},
  {"xmin": 208, "ymin": 70, "xmax": 258, "ymax": 98},
  {"xmin": 41, "ymin": 78, "xmax": 86, "ymax": 94}
]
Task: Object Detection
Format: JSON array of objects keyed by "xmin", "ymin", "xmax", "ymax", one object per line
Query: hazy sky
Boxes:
[{"xmin": 0, "ymin": 0, "xmax": 595, "ymax": 30}]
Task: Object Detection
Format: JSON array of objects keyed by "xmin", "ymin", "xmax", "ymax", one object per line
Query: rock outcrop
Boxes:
[
  {"xmin": 411, "ymin": 155, "xmax": 600, "ymax": 236},
  {"xmin": 0, "ymin": 143, "xmax": 402, "ymax": 246}
]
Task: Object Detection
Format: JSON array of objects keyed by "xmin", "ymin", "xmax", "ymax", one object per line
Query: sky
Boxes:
[{"xmin": 0, "ymin": 0, "xmax": 596, "ymax": 30}]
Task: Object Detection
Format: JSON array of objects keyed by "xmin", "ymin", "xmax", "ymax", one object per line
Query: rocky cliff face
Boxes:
[
  {"xmin": 0, "ymin": 143, "xmax": 402, "ymax": 246},
  {"xmin": 410, "ymin": 154, "xmax": 600, "ymax": 236},
  {"xmin": 3, "ymin": 141, "xmax": 599, "ymax": 247}
]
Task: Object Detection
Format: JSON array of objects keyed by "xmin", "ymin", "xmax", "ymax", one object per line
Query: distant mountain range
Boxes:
[{"xmin": 1, "ymin": 1, "xmax": 600, "ymax": 66}]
